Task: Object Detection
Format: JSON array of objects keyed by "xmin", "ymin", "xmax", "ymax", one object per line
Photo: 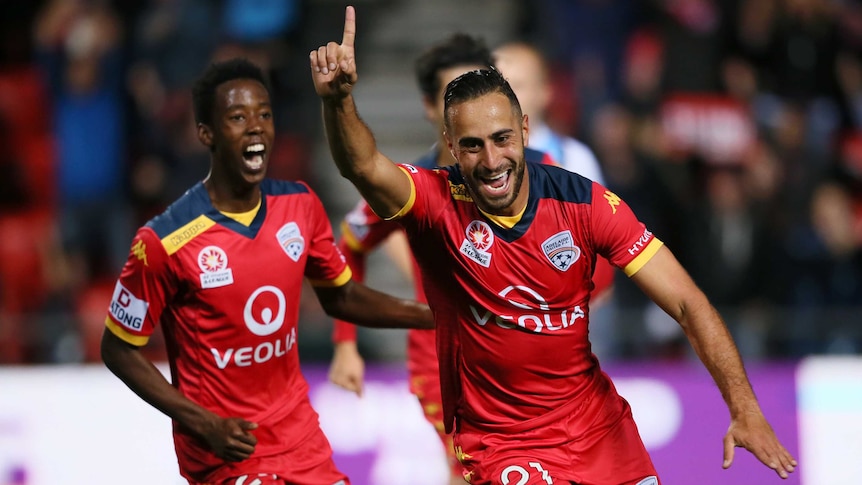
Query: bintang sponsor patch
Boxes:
[{"xmin": 542, "ymin": 230, "xmax": 580, "ymax": 271}]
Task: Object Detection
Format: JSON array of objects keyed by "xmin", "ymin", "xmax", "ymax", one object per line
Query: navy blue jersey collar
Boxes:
[{"xmin": 191, "ymin": 182, "xmax": 268, "ymax": 238}]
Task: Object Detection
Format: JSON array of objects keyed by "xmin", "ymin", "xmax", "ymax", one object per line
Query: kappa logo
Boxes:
[
  {"xmin": 198, "ymin": 246, "xmax": 234, "ymax": 289},
  {"xmin": 541, "ymin": 231, "xmax": 580, "ymax": 272},
  {"xmin": 276, "ymin": 222, "xmax": 305, "ymax": 262},
  {"xmin": 460, "ymin": 220, "xmax": 493, "ymax": 267},
  {"xmin": 131, "ymin": 239, "xmax": 148, "ymax": 266},
  {"xmin": 603, "ymin": 190, "xmax": 621, "ymax": 214}
]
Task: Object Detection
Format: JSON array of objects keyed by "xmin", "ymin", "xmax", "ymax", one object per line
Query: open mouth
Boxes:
[
  {"xmin": 242, "ymin": 143, "xmax": 266, "ymax": 171},
  {"xmin": 480, "ymin": 170, "xmax": 511, "ymax": 196}
]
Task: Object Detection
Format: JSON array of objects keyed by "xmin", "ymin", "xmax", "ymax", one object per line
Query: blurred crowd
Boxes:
[{"xmin": 0, "ymin": 0, "xmax": 860, "ymax": 365}]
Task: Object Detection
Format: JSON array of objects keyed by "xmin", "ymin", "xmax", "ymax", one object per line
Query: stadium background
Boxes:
[{"xmin": 0, "ymin": 0, "xmax": 860, "ymax": 484}]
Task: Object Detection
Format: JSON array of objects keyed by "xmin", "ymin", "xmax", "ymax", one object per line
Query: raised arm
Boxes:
[
  {"xmin": 309, "ymin": 5, "xmax": 412, "ymax": 219},
  {"xmin": 630, "ymin": 246, "xmax": 797, "ymax": 479}
]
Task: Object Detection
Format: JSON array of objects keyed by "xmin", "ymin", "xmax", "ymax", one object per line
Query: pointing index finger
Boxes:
[{"xmin": 342, "ymin": 5, "xmax": 356, "ymax": 47}]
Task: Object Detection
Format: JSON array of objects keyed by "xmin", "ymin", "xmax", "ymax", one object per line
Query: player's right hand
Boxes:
[
  {"xmin": 310, "ymin": 5, "xmax": 358, "ymax": 100},
  {"xmin": 204, "ymin": 417, "xmax": 259, "ymax": 462},
  {"xmin": 329, "ymin": 341, "xmax": 365, "ymax": 397}
]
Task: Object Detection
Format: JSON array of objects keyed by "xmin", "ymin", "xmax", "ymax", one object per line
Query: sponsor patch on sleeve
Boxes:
[{"xmin": 108, "ymin": 281, "xmax": 149, "ymax": 332}]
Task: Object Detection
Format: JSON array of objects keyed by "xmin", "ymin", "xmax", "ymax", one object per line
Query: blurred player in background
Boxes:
[
  {"xmin": 493, "ymin": 41, "xmax": 604, "ymax": 185},
  {"xmin": 326, "ymin": 33, "xmax": 557, "ymax": 485},
  {"xmin": 312, "ymin": 7, "xmax": 796, "ymax": 484},
  {"xmin": 101, "ymin": 58, "xmax": 433, "ymax": 485}
]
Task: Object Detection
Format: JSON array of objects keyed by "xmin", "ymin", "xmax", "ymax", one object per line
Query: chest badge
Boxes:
[
  {"xmin": 460, "ymin": 220, "xmax": 494, "ymax": 267},
  {"xmin": 542, "ymin": 231, "xmax": 580, "ymax": 272},
  {"xmin": 198, "ymin": 246, "xmax": 234, "ymax": 288},
  {"xmin": 277, "ymin": 222, "xmax": 305, "ymax": 262}
]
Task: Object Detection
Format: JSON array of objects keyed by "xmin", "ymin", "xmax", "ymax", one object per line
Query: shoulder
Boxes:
[
  {"xmin": 146, "ymin": 183, "xmax": 213, "ymax": 239},
  {"xmin": 261, "ymin": 178, "xmax": 312, "ymax": 196},
  {"xmin": 528, "ymin": 162, "xmax": 594, "ymax": 204},
  {"xmin": 525, "ymin": 146, "xmax": 555, "ymax": 166}
]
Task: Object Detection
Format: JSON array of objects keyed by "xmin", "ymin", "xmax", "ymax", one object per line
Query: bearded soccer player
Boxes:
[
  {"xmin": 310, "ymin": 7, "xmax": 797, "ymax": 485},
  {"xmin": 101, "ymin": 58, "xmax": 433, "ymax": 485},
  {"xmin": 326, "ymin": 33, "xmax": 561, "ymax": 485}
]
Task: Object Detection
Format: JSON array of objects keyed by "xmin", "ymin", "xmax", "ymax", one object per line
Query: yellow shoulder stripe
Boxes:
[
  {"xmin": 384, "ymin": 166, "xmax": 417, "ymax": 221},
  {"xmin": 105, "ymin": 317, "xmax": 150, "ymax": 346},
  {"xmin": 308, "ymin": 266, "xmax": 353, "ymax": 288},
  {"xmin": 624, "ymin": 238, "xmax": 664, "ymax": 277},
  {"xmin": 161, "ymin": 215, "xmax": 216, "ymax": 255}
]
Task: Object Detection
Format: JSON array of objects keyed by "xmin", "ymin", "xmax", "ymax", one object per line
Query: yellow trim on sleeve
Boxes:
[
  {"xmin": 105, "ymin": 316, "xmax": 150, "ymax": 346},
  {"xmin": 340, "ymin": 221, "xmax": 368, "ymax": 253},
  {"xmin": 623, "ymin": 238, "xmax": 664, "ymax": 277},
  {"xmin": 308, "ymin": 266, "xmax": 353, "ymax": 288},
  {"xmin": 161, "ymin": 215, "xmax": 217, "ymax": 255},
  {"xmin": 384, "ymin": 166, "xmax": 417, "ymax": 221}
]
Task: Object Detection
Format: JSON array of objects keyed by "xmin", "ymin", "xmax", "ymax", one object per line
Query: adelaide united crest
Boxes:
[{"xmin": 541, "ymin": 231, "xmax": 580, "ymax": 272}]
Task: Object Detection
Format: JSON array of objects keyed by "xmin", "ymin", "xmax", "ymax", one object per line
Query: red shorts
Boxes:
[
  {"xmin": 453, "ymin": 395, "xmax": 659, "ymax": 485},
  {"xmin": 182, "ymin": 397, "xmax": 349, "ymax": 485},
  {"xmin": 198, "ymin": 473, "xmax": 348, "ymax": 485}
]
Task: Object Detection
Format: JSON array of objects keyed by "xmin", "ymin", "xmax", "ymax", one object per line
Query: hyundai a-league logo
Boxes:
[
  {"xmin": 197, "ymin": 246, "xmax": 234, "ymax": 288},
  {"xmin": 460, "ymin": 220, "xmax": 494, "ymax": 267},
  {"xmin": 466, "ymin": 220, "xmax": 494, "ymax": 251},
  {"xmin": 198, "ymin": 246, "xmax": 227, "ymax": 272},
  {"xmin": 541, "ymin": 231, "xmax": 580, "ymax": 272}
]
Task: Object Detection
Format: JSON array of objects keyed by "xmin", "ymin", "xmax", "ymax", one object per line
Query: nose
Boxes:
[{"xmin": 480, "ymin": 143, "xmax": 504, "ymax": 171}]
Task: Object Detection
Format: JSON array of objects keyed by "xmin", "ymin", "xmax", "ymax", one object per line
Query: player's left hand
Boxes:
[
  {"xmin": 328, "ymin": 341, "xmax": 365, "ymax": 397},
  {"xmin": 310, "ymin": 5, "xmax": 358, "ymax": 100},
  {"xmin": 723, "ymin": 411, "xmax": 797, "ymax": 479}
]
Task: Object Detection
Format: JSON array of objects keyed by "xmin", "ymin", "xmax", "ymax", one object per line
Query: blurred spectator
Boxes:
[
  {"xmin": 782, "ymin": 180, "xmax": 862, "ymax": 355},
  {"xmin": 34, "ymin": 0, "xmax": 131, "ymax": 282}
]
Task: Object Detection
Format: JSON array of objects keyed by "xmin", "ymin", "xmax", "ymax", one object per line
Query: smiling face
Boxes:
[
  {"xmin": 198, "ymin": 78, "xmax": 274, "ymax": 188},
  {"xmin": 445, "ymin": 91, "xmax": 529, "ymax": 216}
]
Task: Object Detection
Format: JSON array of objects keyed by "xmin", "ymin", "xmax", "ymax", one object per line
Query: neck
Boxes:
[{"xmin": 204, "ymin": 167, "xmax": 261, "ymax": 213}]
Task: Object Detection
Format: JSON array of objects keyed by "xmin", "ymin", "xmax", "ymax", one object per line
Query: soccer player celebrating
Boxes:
[
  {"xmin": 326, "ymin": 33, "xmax": 560, "ymax": 485},
  {"xmin": 310, "ymin": 7, "xmax": 797, "ymax": 485},
  {"xmin": 101, "ymin": 58, "xmax": 434, "ymax": 485}
]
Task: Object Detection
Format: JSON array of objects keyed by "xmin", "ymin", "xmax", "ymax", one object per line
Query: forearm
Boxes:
[
  {"xmin": 317, "ymin": 282, "xmax": 434, "ymax": 329},
  {"xmin": 679, "ymin": 298, "xmax": 761, "ymax": 417},
  {"xmin": 101, "ymin": 332, "xmax": 218, "ymax": 435},
  {"xmin": 322, "ymin": 95, "xmax": 380, "ymax": 186}
]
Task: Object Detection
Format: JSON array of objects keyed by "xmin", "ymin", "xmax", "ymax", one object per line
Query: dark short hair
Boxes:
[
  {"xmin": 414, "ymin": 33, "xmax": 494, "ymax": 100},
  {"xmin": 443, "ymin": 67, "xmax": 522, "ymax": 128},
  {"xmin": 192, "ymin": 58, "xmax": 270, "ymax": 126}
]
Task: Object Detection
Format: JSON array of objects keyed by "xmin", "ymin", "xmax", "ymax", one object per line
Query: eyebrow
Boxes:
[{"xmin": 458, "ymin": 128, "xmax": 515, "ymax": 146}]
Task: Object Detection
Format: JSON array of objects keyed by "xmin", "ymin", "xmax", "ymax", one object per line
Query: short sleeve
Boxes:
[
  {"xmin": 301, "ymin": 183, "xmax": 352, "ymax": 287},
  {"xmin": 104, "ymin": 227, "xmax": 176, "ymax": 346},
  {"xmin": 590, "ymin": 183, "xmax": 663, "ymax": 277}
]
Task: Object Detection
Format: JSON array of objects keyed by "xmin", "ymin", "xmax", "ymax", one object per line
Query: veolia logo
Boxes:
[{"xmin": 243, "ymin": 285, "xmax": 286, "ymax": 336}]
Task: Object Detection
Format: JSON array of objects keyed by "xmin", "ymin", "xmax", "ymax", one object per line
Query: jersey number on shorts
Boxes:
[{"xmin": 501, "ymin": 462, "xmax": 553, "ymax": 485}]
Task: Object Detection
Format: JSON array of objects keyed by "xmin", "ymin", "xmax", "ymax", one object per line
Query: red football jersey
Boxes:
[
  {"xmin": 331, "ymin": 147, "xmax": 561, "ymax": 381},
  {"xmin": 394, "ymin": 162, "xmax": 663, "ymax": 434},
  {"xmin": 105, "ymin": 180, "xmax": 350, "ymax": 482}
]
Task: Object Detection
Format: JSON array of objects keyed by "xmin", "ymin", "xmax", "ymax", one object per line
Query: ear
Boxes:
[
  {"xmin": 443, "ymin": 130, "xmax": 457, "ymax": 161},
  {"xmin": 197, "ymin": 123, "xmax": 213, "ymax": 148},
  {"xmin": 521, "ymin": 114, "xmax": 530, "ymax": 147}
]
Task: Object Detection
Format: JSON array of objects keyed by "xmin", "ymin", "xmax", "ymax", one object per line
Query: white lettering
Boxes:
[
  {"xmin": 210, "ymin": 328, "xmax": 297, "ymax": 369},
  {"xmin": 470, "ymin": 306, "xmax": 584, "ymax": 334},
  {"xmin": 469, "ymin": 305, "xmax": 493, "ymax": 326},
  {"xmin": 234, "ymin": 347, "xmax": 252, "ymax": 366},
  {"xmin": 628, "ymin": 229, "xmax": 653, "ymax": 256}
]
